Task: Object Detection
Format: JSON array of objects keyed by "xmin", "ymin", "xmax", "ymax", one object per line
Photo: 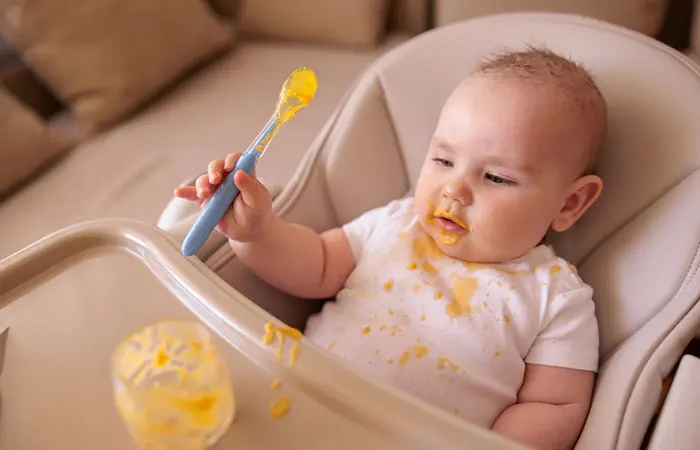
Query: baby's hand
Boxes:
[{"xmin": 173, "ymin": 152, "xmax": 274, "ymax": 242}]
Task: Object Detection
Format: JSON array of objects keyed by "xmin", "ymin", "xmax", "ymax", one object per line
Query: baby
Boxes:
[{"xmin": 175, "ymin": 47, "xmax": 607, "ymax": 450}]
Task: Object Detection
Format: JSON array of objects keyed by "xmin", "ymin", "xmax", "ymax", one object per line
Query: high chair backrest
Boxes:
[{"xmin": 318, "ymin": 12, "xmax": 700, "ymax": 362}]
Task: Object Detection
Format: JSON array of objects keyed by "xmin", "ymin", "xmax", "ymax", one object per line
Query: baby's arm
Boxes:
[
  {"xmin": 230, "ymin": 220, "xmax": 356, "ymax": 299},
  {"xmin": 174, "ymin": 152, "xmax": 355, "ymax": 299},
  {"xmin": 492, "ymin": 364, "xmax": 594, "ymax": 450}
]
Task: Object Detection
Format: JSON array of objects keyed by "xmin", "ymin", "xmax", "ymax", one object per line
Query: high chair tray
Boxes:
[{"xmin": 0, "ymin": 220, "xmax": 524, "ymax": 450}]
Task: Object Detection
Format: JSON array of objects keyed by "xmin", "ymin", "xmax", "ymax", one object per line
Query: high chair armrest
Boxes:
[
  {"xmin": 157, "ymin": 173, "xmax": 282, "ymax": 261},
  {"xmin": 646, "ymin": 355, "xmax": 700, "ymax": 450},
  {"xmin": 0, "ymin": 326, "xmax": 7, "ymax": 419},
  {"xmin": 0, "ymin": 326, "xmax": 7, "ymax": 377},
  {"xmin": 692, "ymin": 0, "xmax": 699, "ymax": 52}
]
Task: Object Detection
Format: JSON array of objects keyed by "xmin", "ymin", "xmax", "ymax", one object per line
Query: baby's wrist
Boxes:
[{"xmin": 228, "ymin": 213, "xmax": 278, "ymax": 246}]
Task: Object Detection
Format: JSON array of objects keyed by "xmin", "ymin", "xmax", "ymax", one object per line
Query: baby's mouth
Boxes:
[{"xmin": 433, "ymin": 210, "xmax": 469, "ymax": 232}]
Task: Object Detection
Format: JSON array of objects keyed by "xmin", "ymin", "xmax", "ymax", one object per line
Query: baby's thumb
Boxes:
[{"xmin": 234, "ymin": 171, "xmax": 269, "ymax": 208}]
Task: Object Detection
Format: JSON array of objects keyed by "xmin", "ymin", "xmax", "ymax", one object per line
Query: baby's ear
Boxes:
[{"xmin": 551, "ymin": 175, "xmax": 603, "ymax": 232}]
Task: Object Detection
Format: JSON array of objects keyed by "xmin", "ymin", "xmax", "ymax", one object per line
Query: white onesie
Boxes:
[{"xmin": 304, "ymin": 197, "xmax": 599, "ymax": 427}]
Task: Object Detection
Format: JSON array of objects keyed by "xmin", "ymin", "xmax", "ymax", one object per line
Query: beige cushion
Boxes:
[
  {"xmin": 0, "ymin": 0, "xmax": 234, "ymax": 132},
  {"xmin": 390, "ymin": 0, "xmax": 431, "ymax": 34},
  {"xmin": 0, "ymin": 36, "xmax": 407, "ymax": 260},
  {"xmin": 208, "ymin": 0, "xmax": 240, "ymax": 17},
  {"xmin": 239, "ymin": 0, "xmax": 392, "ymax": 47},
  {"xmin": 434, "ymin": 0, "xmax": 672, "ymax": 37},
  {"xmin": 0, "ymin": 88, "xmax": 69, "ymax": 197},
  {"xmin": 692, "ymin": 0, "xmax": 700, "ymax": 54}
]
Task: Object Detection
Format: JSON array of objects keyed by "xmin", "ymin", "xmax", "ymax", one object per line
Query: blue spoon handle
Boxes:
[{"xmin": 181, "ymin": 117, "xmax": 279, "ymax": 257}]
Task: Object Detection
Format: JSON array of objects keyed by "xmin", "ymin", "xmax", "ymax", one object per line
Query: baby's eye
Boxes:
[
  {"xmin": 432, "ymin": 158, "xmax": 454, "ymax": 168},
  {"xmin": 485, "ymin": 173, "xmax": 515, "ymax": 185}
]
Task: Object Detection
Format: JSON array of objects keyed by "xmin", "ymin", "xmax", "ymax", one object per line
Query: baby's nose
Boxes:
[{"xmin": 442, "ymin": 181, "xmax": 472, "ymax": 205}]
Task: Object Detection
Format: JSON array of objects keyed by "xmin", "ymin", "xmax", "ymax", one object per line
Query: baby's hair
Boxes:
[{"xmin": 472, "ymin": 45, "xmax": 607, "ymax": 176}]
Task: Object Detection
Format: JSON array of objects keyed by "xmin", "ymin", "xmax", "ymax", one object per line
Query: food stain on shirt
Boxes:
[
  {"xmin": 406, "ymin": 261, "xmax": 417, "ymax": 270},
  {"xmin": 434, "ymin": 291, "xmax": 442, "ymax": 300},
  {"xmin": 437, "ymin": 357, "xmax": 460, "ymax": 372},
  {"xmin": 398, "ymin": 351, "xmax": 411, "ymax": 366},
  {"xmin": 464, "ymin": 262, "xmax": 493, "ymax": 272},
  {"xmin": 413, "ymin": 284, "xmax": 422, "ymax": 292},
  {"xmin": 362, "ymin": 326, "xmax": 371, "ymax": 334},
  {"xmin": 549, "ymin": 264, "xmax": 562, "ymax": 274},
  {"xmin": 271, "ymin": 380, "xmax": 281, "ymax": 389},
  {"xmin": 501, "ymin": 268, "xmax": 533, "ymax": 277},
  {"xmin": 413, "ymin": 345, "xmax": 429, "ymax": 358},
  {"xmin": 422, "ymin": 261, "xmax": 438, "ymax": 275},
  {"xmin": 445, "ymin": 276, "xmax": 478, "ymax": 317},
  {"xmin": 384, "ymin": 279, "xmax": 394, "ymax": 291},
  {"xmin": 412, "ymin": 233, "xmax": 444, "ymax": 261}
]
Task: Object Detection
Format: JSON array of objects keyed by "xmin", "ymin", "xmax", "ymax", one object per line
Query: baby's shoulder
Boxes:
[
  {"xmin": 382, "ymin": 196, "xmax": 416, "ymax": 220},
  {"xmin": 513, "ymin": 245, "xmax": 591, "ymax": 295},
  {"xmin": 349, "ymin": 196, "xmax": 415, "ymax": 227}
]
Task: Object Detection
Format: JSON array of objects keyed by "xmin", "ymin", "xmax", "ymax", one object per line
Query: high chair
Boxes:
[
  {"xmin": 2, "ymin": 11, "xmax": 698, "ymax": 450},
  {"xmin": 159, "ymin": 11, "xmax": 700, "ymax": 450}
]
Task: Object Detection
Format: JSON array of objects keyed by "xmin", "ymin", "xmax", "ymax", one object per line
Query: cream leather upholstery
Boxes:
[{"xmin": 160, "ymin": 12, "xmax": 700, "ymax": 449}]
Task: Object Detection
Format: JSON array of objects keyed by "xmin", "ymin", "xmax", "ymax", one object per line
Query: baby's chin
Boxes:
[
  {"xmin": 419, "ymin": 220, "xmax": 531, "ymax": 264},
  {"xmin": 418, "ymin": 219, "xmax": 471, "ymax": 258}
]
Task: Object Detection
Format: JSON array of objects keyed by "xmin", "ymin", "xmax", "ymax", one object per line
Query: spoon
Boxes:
[{"xmin": 181, "ymin": 67, "xmax": 317, "ymax": 257}]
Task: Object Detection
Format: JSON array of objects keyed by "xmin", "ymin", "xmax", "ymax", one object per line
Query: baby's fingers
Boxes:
[
  {"xmin": 195, "ymin": 174, "xmax": 215, "ymax": 199},
  {"xmin": 173, "ymin": 186, "xmax": 198, "ymax": 201},
  {"xmin": 208, "ymin": 159, "xmax": 225, "ymax": 184},
  {"xmin": 224, "ymin": 152, "xmax": 242, "ymax": 171}
]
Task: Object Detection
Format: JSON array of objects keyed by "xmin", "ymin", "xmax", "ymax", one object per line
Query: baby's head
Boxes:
[{"xmin": 414, "ymin": 47, "xmax": 607, "ymax": 263}]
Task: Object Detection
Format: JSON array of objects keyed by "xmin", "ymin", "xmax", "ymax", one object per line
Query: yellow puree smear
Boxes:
[
  {"xmin": 428, "ymin": 205, "xmax": 471, "ymax": 246},
  {"xmin": 269, "ymin": 396, "xmax": 291, "ymax": 419},
  {"xmin": 263, "ymin": 322, "xmax": 304, "ymax": 419}
]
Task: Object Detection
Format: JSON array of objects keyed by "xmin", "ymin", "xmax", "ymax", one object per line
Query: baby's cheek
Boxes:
[
  {"xmin": 480, "ymin": 201, "xmax": 534, "ymax": 236},
  {"xmin": 412, "ymin": 195, "xmax": 432, "ymax": 219}
]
